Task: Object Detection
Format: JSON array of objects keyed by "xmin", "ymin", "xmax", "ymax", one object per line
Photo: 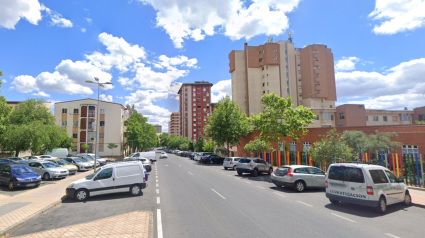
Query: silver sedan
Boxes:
[{"xmin": 270, "ymin": 165, "xmax": 326, "ymax": 192}]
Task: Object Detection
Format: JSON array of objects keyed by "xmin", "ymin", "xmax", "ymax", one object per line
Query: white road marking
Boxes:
[
  {"xmin": 227, "ymin": 175, "xmax": 231, "ymax": 176},
  {"xmin": 157, "ymin": 197, "xmax": 160, "ymax": 204},
  {"xmin": 188, "ymin": 172, "xmax": 193, "ymax": 175},
  {"xmin": 179, "ymin": 165, "xmax": 181, "ymax": 167},
  {"xmin": 156, "ymin": 189, "xmax": 159, "ymax": 194},
  {"xmin": 297, "ymin": 201, "xmax": 313, "ymax": 207},
  {"xmin": 385, "ymin": 233, "xmax": 401, "ymax": 238},
  {"xmin": 157, "ymin": 209, "xmax": 163, "ymax": 238},
  {"xmin": 221, "ymin": 172, "xmax": 225, "ymax": 174},
  {"xmin": 257, "ymin": 186, "xmax": 265, "ymax": 189},
  {"xmin": 245, "ymin": 181, "xmax": 251, "ymax": 184},
  {"xmin": 331, "ymin": 213, "xmax": 356, "ymax": 223},
  {"xmin": 156, "ymin": 179, "xmax": 158, "ymax": 183},
  {"xmin": 211, "ymin": 189, "xmax": 226, "ymax": 199},
  {"xmin": 156, "ymin": 184, "xmax": 159, "ymax": 187},
  {"xmin": 156, "ymin": 176, "xmax": 158, "ymax": 179},
  {"xmin": 273, "ymin": 192, "xmax": 286, "ymax": 197}
]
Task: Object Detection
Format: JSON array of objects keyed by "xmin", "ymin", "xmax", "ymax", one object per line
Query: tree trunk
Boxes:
[{"xmin": 227, "ymin": 141, "xmax": 230, "ymax": 157}]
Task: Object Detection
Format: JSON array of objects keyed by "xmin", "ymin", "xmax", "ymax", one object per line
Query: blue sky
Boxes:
[{"xmin": 1, "ymin": 0, "xmax": 425, "ymax": 132}]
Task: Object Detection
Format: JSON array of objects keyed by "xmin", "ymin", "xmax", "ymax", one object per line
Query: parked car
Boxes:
[
  {"xmin": 50, "ymin": 159, "xmax": 78, "ymax": 175},
  {"xmin": 23, "ymin": 156, "xmax": 44, "ymax": 161},
  {"xmin": 160, "ymin": 152, "xmax": 168, "ymax": 158},
  {"xmin": 28, "ymin": 161, "xmax": 69, "ymax": 180},
  {"xmin": 63, "ymin": 157, "xmax": 93, "ymax": 171},
  {"xmin": 0, "ymin": 158, "xmax": 17, "ymax": 165},
  {"xmin": 194, "ymin": 152, "xmax": 214, "ymax": 162},
  {"xmin": 201, "ymin": 154, "xmax": 224, "ymax": 164},
  {"xmin": 46, "ymin": 148, "xmax": 69, "ymax": 159},
  {"xmin": 7, "ymin": 157, "xmax": 29, "ymax": 164},
  {"xmin": 39, "ymin": 155, "xmax": 57, "ymax": 161},
  {"xmin": 270, "ymin": 165, "xmax": 326, "ymax": 192},
  {"xmin": 124, "ymin": 151, "xmax": 156, "ymax": 163},
  {"xmin": 326, "ymin": 163, "xmax": 411, "ymax": 214},
  {"xmin": 177, "ymin": 151, "xmax": 185, "ymax": 156},
  {"xmin": 77, "ymin": 153, "xmax": 107, "ymax": 165},
  {"xmin": 77, "ymin": 156, "xmax": 100, "ymax": 167},
  {"xmin": 66, "ymin": 161, "xmax": 148, "ymax": 201},
  {"xmin": 236, "ymin": 158, "xmax": 273, "ymax": 177},
  {"xmin": 123, "ymin": 157, "xmax": 152, "ymax": 172},
  {"xmin": 223, "ymin": 157, "xmax": 241, "ymax": 170},
  {"xmin": 0, "ymin": 164, "xmax": 41, "ymax": 190},
  {"xmin": 188, "ymin": 153, "xmax": 197, "ymax": 160}
]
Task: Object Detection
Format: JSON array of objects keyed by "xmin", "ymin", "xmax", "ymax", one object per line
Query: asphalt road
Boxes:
[{"xmin": 10, "ymin": 152, "xmax": 425, "ymax": 238}]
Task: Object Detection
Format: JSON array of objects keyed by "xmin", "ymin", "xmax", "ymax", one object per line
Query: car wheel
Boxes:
[
  {"xmin": 294, "ymin": 181, "xmax": 305, "ymax": 192},
  {"xmin": 130, "ymin": 185, "xmax": 142, "ymax": 196},
  {"xmin": 252, "ymin": 169, "xmax": 259, "ymax": 177},
  {"xmin": 376, "ymin": 196, "xmax": 387, "ymax": 214},
  {"xmin": 224, "ymin": 167, "xmax": 228, "ymax": 170},
  {"xmin": 268, "ymin": 168, "xmax": 273, "ymax": 175},
  {"xmin": 210, "ymin": 160, "xmax": 214, "ymax": 165},
  {"xmin": 237, "ymin": 171, "xmax": 243, "ymax": 176},
  {"xmin": 75, "ymin": 189, "xmax": 89, "ymax": 202},
  {"xmin": 8, "ymin": 181, "xmax": 15, "ymax": 190},
  {"xmin": 329, "ymin": 199, "xmax": 339, "ymax": 205},
  {"xmin": 233, "ymin": 166, "xmax": 236, "ymax": 170},
  {"xmin": 43, "ymin": 173, "xmax": 50, "ymax": 181},
  {"xmin": 403, "ymin": 192, "xmax": 412, "ymax": 206}
]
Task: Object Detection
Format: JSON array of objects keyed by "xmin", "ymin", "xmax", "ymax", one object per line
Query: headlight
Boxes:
[
  {"xmin": 53, "ymin": 171, "xmax": 60, "ymax": 174},
  {"xmin": 68, "ymin": 183, "xmax": 74, "ymax": 188},
  {"xmin": 37, "ymin": 176, "xmax": 42, "ymax": 180},
  {"xmin": 15, "ymin": 177, "xmax": 25, "ymax": 181}
]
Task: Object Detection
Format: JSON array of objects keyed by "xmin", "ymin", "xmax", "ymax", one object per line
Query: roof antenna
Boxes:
[
  {"xmin": 267, "ymin": 35, "xmax": 273, "ymax": 43},
  {"xmin": 288, "ymin": 31, "xmax": 293, "ymax": 43}
]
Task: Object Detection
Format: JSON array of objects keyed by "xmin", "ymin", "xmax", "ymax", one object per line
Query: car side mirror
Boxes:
[
  {"xmin": 93, "ymin": 177, "xmax": 98, "ymax": 181},
  {"xmin": 397, "ymin": 177, "xmax": 404, "ymax": 183}
]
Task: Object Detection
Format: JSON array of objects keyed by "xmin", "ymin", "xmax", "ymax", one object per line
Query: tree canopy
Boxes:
[
  {"xmin": 244, "ymin": 137, "xmax": 275, "ymax": 156},
  {"xmin": 159, "ymin": 132, "xmax": 169, "ymax": 147},
  {"xmin": 309, "ymin": 129, "xmax": 353, "ymax": 165},
  {"xmin": 124, "ymin": 112, "xmax": 157, "ymax": 151},
  {"xmin": 203, "ymin": 138, "xmax": 215, "ymax": 152},
  {"xmin": 195, "ymin": 135, "xmax": 204, "ymax": 152},
  {"xmin": 204, "ymin": 96, "xmax": 251, "ymax": 156},
  {"xmin": 0, "ymin": 71, "xmax": 12, "ymax": 134}
]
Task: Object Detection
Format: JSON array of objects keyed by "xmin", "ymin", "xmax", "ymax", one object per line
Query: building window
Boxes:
[
  {"xmin": 73, "ymin": 109, "xmax": 79, "ymax": 114},
  {"xmin": 315, "ymin": 115, "xmax": 319, "ymax": 120},
  {"xmin": 383, "ymin": 116, "xmax": 388, "ymax": 122},
  {"xmin": 73, "ymin": 133, "xmax": 78, "ymax": 139},
  {"xmin": 313, "ymin": 50, "xmax": 319, "ymax": 53},
  {"xmin": 392, "ymin": 116, "xmax": 398, "ymax": 122},
  {"xmin": 99, "ymin": 144, "xmax": 104, "ymax": 152},
  {"xmin": 315, "ymin": 90, "xmax": 320, "ymax": 94},
  {"xmin": 259, "ymin": 58, "xmax": 264, "ymax": 62},
  {"xmin": 273, "ymin": 49, "xmax": 277, "ymax": 53},
  {"xmin": 198, "ymin": 121, "xmax": 201, "ymax": 124},
  {"xmin": 419, "ymin": 115, "xmax": 425, "ymax": 121},
  {"xmin": 263, "ymin": 91, "xmax": 265, "ymax": 94},
  {"xmin": 322, "ymin": 112, "xmax": 332, "ymax": 120},
  {"xmin": 314, "ymin": 82, "xmax": 321, "ymax": 86},
  {"xmin": 273, "ymin": 57, "xmax": 278, "ymax": 61},
  {"xmin": 313, "ymin": 58, "xmax": 319, "ymax": 61},
  {"xmin": 313, "ymin": 66, "xmax": 319, "ymax": 69},
  {"xmin": 366, "ymin": 116, "xmax": 369, "ymax": 121},
  {"xmin": 373, "ymin": 116, "xmax": 379, "ymax": 121},
  {"xmin": 62, "ymin": 108, "xmax": 67, "ymax": 114},
  {"xmin": 197, "ymin": 86, "xmax": 200, "ymax": 89},
  {"xmin": 314, "ymin": 74, "xmax": 320, "ymax": 77},
  {"xmin": 62, "ymin": 121, "xmax": 67, "ymax": 126},
  {"xmin": 100, "ymin": 109, "xmax": 105, "ymax": 114},
  {"xmin": 262, "ymin": 67, "xmax": 264, "ymax": 71},
  {"xmin": 290, "ymin": 142, "xmax": 297, "ymax": 152},
  {"xmin": 73, "ymin": 121, "xmax": 78, "ymax": 127},
  {"xmin": 400, "ymin": 114, "xmax": 409, "ymax": 121},
  {"xmin": 259, "ymin": 50, "xmax": 264, "ymax": 54},
  {"xmin": 340, "ymin": 113, "xmax": 345, "ymax": 119},
  {"xmin": 99, "ymin": 133, "xmax": 104, "ymax": 139},
  {"xmin": 402, "ymin": 145, "xmax": 418, "ymax": 155},
  {"xmin": 100, "ymin": 121, "xmax": 105, "ymax": 126},
  {"xmin": 267, "ymin": 82, "xmax": 269, "ymax": 86},
  {"xmin": 303, "ymin": 142, "xmax": 311, "ymax": 151},
  {"xmin": 263, "ymin": 83, "xmax": 265, "ymax": 87}
]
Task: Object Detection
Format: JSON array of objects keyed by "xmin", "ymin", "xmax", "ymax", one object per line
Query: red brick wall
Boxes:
[{"xmin": 237, "ymin": 125, "xmax": 425, "ymax": 157}]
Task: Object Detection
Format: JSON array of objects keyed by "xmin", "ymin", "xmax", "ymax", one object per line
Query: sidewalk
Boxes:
[
  {"xmin": 0, "ymin": 171, "xmax": 92, "ymax": 235},
  {"xmin": 408, "ymin": 186, "xmax": 425, "ymax": 208}
]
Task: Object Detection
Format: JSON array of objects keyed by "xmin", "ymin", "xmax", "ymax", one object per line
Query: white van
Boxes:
[
  {"xmin": 326, "ymin": 163, "xmax": 411, "ymax": 214},
  {"xmin": 66, "ymin": 161, "xmax": 148, "ymax": 201},
  {"xmin": 46, "ymin": 148, "xmax": 69, "ymax": 159}
]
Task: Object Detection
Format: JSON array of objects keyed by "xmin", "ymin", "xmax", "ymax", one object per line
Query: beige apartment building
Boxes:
[
  {"xmin": 168, "ymin": 112, "xmax": 180, "ymax": 136},
  {"xmin": 229, "ymin": 41, "xmax": 337, "ymax": 128},
  {"xmin": 54, "ymin": 99, "xmax": 129, "ymax": 156},
  {"xmin": 154, "ymin": 124, "xmax": 162, "ymax": 134}
]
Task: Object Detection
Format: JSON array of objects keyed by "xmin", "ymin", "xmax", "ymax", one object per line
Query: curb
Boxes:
[
  {"xmin": 1, "ymin": 195, "xmax": 68, "ymax": 236},
  {"xmin": 148, "ymin": 211, "xmax": 154, "ymax": 238},
  {"xmin": 413, "ymin": 203, "xmax": 425, "ymax": 209}
]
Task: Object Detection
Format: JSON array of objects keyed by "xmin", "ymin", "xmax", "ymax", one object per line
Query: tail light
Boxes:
[
  {"xmin": 250, "ymin": 163, "xmax": 253, "ymax": 167},
  {"xmin": 367, "ymin": 186, "xmax": 374, "ymax": 195},
  {"xmin": 272, "ymin": 169, "xmax": 276, "ymax": 175},
  {"xmin": 230, "ymin": 161, "xmax": 233, "ymax": 164},
  {"xmin": 284, "ymin": 167, "xmax": 293, "ymax": 177},
  {"xmin": 325, "ymin": 180, "xmax": 328, "ymax": 188}
]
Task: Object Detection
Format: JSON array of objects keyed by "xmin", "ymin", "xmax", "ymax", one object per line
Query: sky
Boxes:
[{"xmin": 1, "ymin": 0, "xmax": 425, "ymax": 132}]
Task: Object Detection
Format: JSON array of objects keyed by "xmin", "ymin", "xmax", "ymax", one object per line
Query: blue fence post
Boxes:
[
  {"xmin": 416, "ymin": 154, "xmax": 421, "ymax": 186},
  {"xmin": 381, "ymin": 154, "xmax": 384, "ymax": 167}
]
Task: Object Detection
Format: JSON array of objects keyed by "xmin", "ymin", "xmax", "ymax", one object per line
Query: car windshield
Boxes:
[
  {"xmin": 83, "ymin": 156, "xmax": 94, "ymax": 161},
  {"xmin": 162, "ymin": 152, "xmax": 166, "ymax": 154},
  {"xmin": 74, "ymin": 158, "xmax": 84, "ymax": 163},
  {"xmin": 56, "ymin": 160, "xmax": 70, "ymax": 165},
  {"xmin": 85, "ymin": 170, "xmax": 100, "ymax": 180},
  {"xmin": 12, "ymin": 166, "xmax": 34, "ymax": 174},
  {"xmin": 43, "ymin": 162, "xmax": 60, "ymax": 168},
  {"xmin": 239, "ymin": 159, "xmax": 252, "ymax": 163}
]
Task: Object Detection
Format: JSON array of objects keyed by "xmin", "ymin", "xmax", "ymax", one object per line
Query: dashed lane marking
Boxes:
[
  {"xmin": 211, "ymin": 189, "xmax": 226, "ymax": 199},
  {"xmin": 385, "ymin": 233, "xmax": 401, "ymax": 238},
  {"xmin": 156, "ymin": 189, "xmax": 159, "ymax": 194},
  {"xmin": 273, "ymin": 192, "xmax": 286, "ymax": 197},
  {"xmin": 157, "ymin": 197, "xmax": 160, "ymax": 204},
  {"xmin": 297, "ymin": 201, "xmax": 313, "ymax": 207},
  {"xmin": 188, "ymin": 172, "xmax": 194, "ymax": 175},
  {"xmin": 331, "ymin": 213, "xmax": 356, "ymax": 223},
  {"xmin": 257, "ymin": 186, "xmax": 265, "ymax": 189}
]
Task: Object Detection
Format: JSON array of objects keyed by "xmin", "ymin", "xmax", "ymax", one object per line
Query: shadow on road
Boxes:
[
  {"xmin": 269, "ymin": 186, "xmax": 325, "ymax": 194},
  {"xmin": 324, "ymin": 202, "xmax": 409, "ymax": 218},
  {"xmin": 63, "ymin": 191, "xmax": 145, "ymax": 203}
]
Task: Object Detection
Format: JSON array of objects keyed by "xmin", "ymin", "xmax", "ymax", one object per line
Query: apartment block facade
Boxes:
[
  {"xmin": 229, "ymin": 42, "xmax": 337, "ymax": 128},
  {"xmin": 154, "ymin": 124, "xmax": 162, "ymax": 134},
  {"xmin": 54, "ymin": 99, "xmax": 129, "ymax": 156},
  {"xmin": 177, "ymin": 81, "xmax": 214, "ymax": 141},
  {"xmin": 168, "ymin": 112, "xmax": 180, "ymax": 136}
]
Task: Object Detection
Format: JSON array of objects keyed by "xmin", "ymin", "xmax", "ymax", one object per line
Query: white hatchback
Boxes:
[
  {"xmin": 67, "ymin": 162, "xmax": 148, "ymax": 201},
  {"xmin": 326, "ymin": 163, "xmax": 411, "ymax": 214},
  {"xmin": 223, "ymin": 157, "xmax": 241, "ymax": 170}
]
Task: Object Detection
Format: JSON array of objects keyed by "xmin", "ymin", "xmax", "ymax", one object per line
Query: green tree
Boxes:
[
  {"xmin": 81, "ymin": 143, "xmax": 89, "ymax": 152},
  {"xmin": 203, "ymin": 138, "xmax": 215, "ymax": 152},
  {"xmin": 342, "ymin": 130, "xmax": 369, "ymax": 159},
  {"xmin": 188, "ymin": 141, "xmax": 195, "ymax": 151},
  {"xmin": 368, "ymin": 130, "xmax": 402, "ymax": 153},
  {"xmin": 204, "ymin": 96, "xmax": 251, "ymax": 156},
  {"xmin": 250, "ymin": 93, "xmax": 315, "ymax": 159},
  {"xmin": 244, "ymin": 137, "xmax": 275, "ymax": 156},
  {"xmin": 416, "ymin": 120, "xmax": 425, "ymax": 124},
  {"xmin": 195, "ymin": 135, "xmax": 204, "ymax": 152},
  {"xmin": 108, "ymin": 143, "xmax": 118, "ymax": 157},
  {"xmin": 0, "ymin": 71, "xmax": 12, "ymax": 134},
  {"xmin": 124, "ymin": 112, "xmax": 157, "ymax": 152},
  {"xmin": 126, "ymin": 104, "xmax": 137, "ymax": 115},
  {"xmin": 159, "ymin": 132, "xmax": 169, "ymax": 147},
  {"xmin": 309, "ymin": 129, "xmax": 353, "ymax": 165},
  {"xmin": 179, "ymin": 143, "xmax": 189, "ymax": 151}
]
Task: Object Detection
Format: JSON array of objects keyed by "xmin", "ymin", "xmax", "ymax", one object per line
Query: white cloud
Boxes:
[
  {"xmin": 211, "ymin": 79, "xmax": 231, "ymax": 103},
  {"xmin": 336, "ymin": 58, "xmax": 425, "ymax": 109},
  {"xmin": 86, "ymin": 18, "xmax": 92, "ymax": 24},
  {"xmin": 81, "ymin": 28, "xmax": 86, "ymax": 32},
  {"xmin": 156, "ymin": 55, "xmax": 199, "ymax": 69},
  {"xmin": 0, "ymin": 0, "xmax": 43, "ymax": 29},
  {"xmin": 1, "ymin": 79, "xmax": 7, "ymax": 83},
  {"xmin": 335, "ymin": 57, "xmax": 360, "ymax": 71},
  {"xmin": 41, "ymin": 5, "xmax": 72, "ymax": 28},
  {"xmin": 31, "ymin": 91, "xmax": 50, "ymax": 97},
  {"xmin": 116, "ymin": 96, "xmax": 123, "ymax": 99},
  {"xmin": 369, "ymin": 0, "xmax": 425, "ymax": 35},
  {"xmin": 139, "ymin": 0, "xmax": 300, "ymax": 48},
  {"xmin": 99, "ymin": 94, "xmax": 113, "ymax": 102}
]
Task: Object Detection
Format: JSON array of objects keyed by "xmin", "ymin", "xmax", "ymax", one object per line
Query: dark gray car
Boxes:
[{"xmin": 235, "ymin": 158, "xmax": 273, "ymax": 177}]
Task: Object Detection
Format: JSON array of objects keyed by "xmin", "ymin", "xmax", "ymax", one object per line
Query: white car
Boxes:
[
  {"xmin": 194, "ymin": 152, "xmax": 214, "ymax": 162},
  {"xmin": 223, "ymin": 157, "xmax": 241, "ymax": 170},
  {"xmin": 326, "ymin": 163, "xmax": 411, "ymax": 214},
  {"xmin": 63, "ymin": 157, "xmax": 93, "ymax": 171},
  {"xmin": 77, "ymin": 156, "xmax": 100, "ymax": 167},
  {"xmin": 39, "ymin": 155, "xmax": 58, "ymax": 161},
  {"xmin": 77, "ymin": 153, "xmax": 107, "ymax": 165},
  {"xmin": 66, "ymin": 161, "xmax": 148, "ymax": 201},
  {"xmin": 160, "ymin": 152, "xmax": 168, "ymax": 158},
  {"xmin": 28, "ymin": 161, "xmax": 69, "ymax": 180},
  {"xmin": 24, "ymin": 156, "xmax": 44, "ymax": 161}
]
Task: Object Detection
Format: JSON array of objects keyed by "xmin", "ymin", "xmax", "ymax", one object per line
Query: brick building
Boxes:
[{"xmin": 168, "ymin": 112, "xmax": 180, "ymax": 136}]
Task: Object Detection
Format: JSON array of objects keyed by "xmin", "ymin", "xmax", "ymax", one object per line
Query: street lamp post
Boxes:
[{"xmin": 85, "ymin": 77, "xmax": 112, "ymax": 172}]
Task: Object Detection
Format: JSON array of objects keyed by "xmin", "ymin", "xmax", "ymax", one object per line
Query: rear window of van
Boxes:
[
  {"xmin": 369, "ymin": 170, "xmax": 389, "ymax": 184},
  {"xmin": 328, "ymin": 166, "xmax": 365, "ymax": 183}
]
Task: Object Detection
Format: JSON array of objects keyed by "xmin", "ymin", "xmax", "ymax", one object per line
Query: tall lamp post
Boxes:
[{"xmin": 85, "ymin": 77, "xmax": 112, "ymax": 172}]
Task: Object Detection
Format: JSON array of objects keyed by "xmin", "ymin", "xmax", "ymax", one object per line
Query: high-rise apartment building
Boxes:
[
  {"xmin": 168, "ymin": 112, "xmax": 180, "ymax": 136},
  {"xmin": 229, "ymin": 41, "xmax": 337, "ymax": 128},
  {"xmin": 154, "ymin": 124, "xmax": 162, "ymax": 134},
  {"xmin": 177, "ymin": 81, "xmax": 214, "ymax": 141},
  {"xmin": 54, "ymin": 99, "xmax": 129, "ymax": 156}
]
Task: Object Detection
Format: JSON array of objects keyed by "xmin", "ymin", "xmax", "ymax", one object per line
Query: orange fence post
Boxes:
[
  {"xmin": 392, "ymin": 153, "xmax": 396, "ymax": 174},
  {"xmin": 278, "ymin": 151, "xmax": 281, "ymax": 167},
  {"xmin": 271, "ymin": 152, "xmax": 273, "ymax": 166},
  {"xmin": 286, "ymin": 152, "xmax": 290, "ymax": 165},
  {"xmin": 395, "ymin": 153, "xmax": 400, "ymax": 177}
]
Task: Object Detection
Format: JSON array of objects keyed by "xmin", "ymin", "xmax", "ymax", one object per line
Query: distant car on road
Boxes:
[
  {"xmin": 28, "ymin": 161, "xmax": 69, "ymax": 180},
  {"xmin": 270, "ymin": 165, "xmax": 326, "ymax": 192},
  {"xmin": 200, "ymin": 154, "xmax": 224, "ymax": 164},
  {"xmin": 160, "ymin": 152, "xmax": 168, "ymax": 158},
  {"xmin": 0, "ymin": 164, "xmax": 41, "ymax": 190},
  {"xmin": 223, "ymin": 157, "xmax": 241, "ymax": 170},
  {"xmin": 236, "ymin": 158, "xmax": 273, "ymax": 177}
]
